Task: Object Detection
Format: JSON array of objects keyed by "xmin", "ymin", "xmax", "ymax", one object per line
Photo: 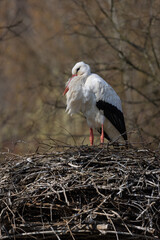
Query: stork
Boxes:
[{"xmin": 63, "ymin": 61, "xmax": 127, "ymax": 146}]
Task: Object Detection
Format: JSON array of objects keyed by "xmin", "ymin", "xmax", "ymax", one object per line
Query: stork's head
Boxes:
[
  {"xmin": 72, "ymin": 61, "xmax": 91, "ymax": 77},
  {"xmin": 63, "ymin": 61, "xmax": 91, "ymax": 95}
]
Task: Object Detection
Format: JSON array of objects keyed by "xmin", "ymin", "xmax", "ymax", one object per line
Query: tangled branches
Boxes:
[{"xmin": 0, "ymin": 145, "xmax": 159, "ymax": 239}]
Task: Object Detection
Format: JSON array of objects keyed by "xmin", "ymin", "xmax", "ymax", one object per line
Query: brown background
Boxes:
[{"xmin": 0, "ymin": 0, "xmax": 159, "ymax": 152}]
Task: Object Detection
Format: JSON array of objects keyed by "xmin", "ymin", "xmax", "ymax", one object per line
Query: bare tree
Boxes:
[{"xmin": 0, "ymin": 0, "xmax": 159, "ymax": 151}]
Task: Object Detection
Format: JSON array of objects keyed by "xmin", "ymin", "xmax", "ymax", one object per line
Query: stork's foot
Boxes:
[{"xmin": 89, "ymin": 128, "xmax": 94, "ymax": 146}]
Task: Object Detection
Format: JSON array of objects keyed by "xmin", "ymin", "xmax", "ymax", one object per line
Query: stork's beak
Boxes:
[
  {"xmin": 63, "ymin": 86, "xmax": 69, "ymax": 96},
  {"xmin": 63, "ymin": 74, "xmax": 77, "ymax": 96}
]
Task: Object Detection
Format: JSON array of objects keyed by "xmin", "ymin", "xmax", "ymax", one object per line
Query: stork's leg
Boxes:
[
  {"xmin": 89, "ymin": 128, "xmax": 94, "ymax": 146},
  {"xmin": 100, "ymin": 124, "xmax": 104, "ymax": 144}
]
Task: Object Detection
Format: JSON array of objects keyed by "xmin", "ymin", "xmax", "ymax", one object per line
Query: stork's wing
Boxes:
[{"xmin": 96, "ymin": 100, "xmax": 127, "ymax": 141}]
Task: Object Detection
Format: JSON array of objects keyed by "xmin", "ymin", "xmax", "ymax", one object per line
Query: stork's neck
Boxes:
[
  {"xmin": 70, "ymin": 74, "xmax": 89, "ymax": 90},
  {"xmin": 66, "ymin": 75, "xmax": 88, "ymax": 115}
]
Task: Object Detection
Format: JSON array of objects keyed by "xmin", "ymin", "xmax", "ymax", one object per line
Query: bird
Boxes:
[{"xmin": 63, "ymin": 61, "xmax": 127, "ymax": 146}]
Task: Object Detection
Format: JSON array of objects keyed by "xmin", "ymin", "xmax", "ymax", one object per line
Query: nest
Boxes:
[{"xmin": 0, "ymin": 145, "xmax": 160, "ymax": 239}]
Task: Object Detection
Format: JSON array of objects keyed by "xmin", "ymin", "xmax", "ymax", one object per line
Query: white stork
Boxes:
[{"xmin": 63, "ymin": 61, "xmax": 127, "ymax": 146}]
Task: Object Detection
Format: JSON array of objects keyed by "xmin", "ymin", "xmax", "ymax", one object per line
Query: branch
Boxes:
[
  {"xmin": 95, "ymin": 0, "xmax": 145, "ymax": 53},
  {"xmin": 125, "ymin": 83, "xmax": 158, "ymax": 107},
  {"xmin": 0, "ymin": 20, "xmax": 23, "ymax": 30},
  {"xmin": 79, "ymin": 2, "xmax": 154, "ymax": 78}
]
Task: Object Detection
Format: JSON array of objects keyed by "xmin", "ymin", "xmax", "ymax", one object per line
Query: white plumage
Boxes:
[{"xmin": 63, "ymin": 61, "xmax": 127, "ymax": 145}]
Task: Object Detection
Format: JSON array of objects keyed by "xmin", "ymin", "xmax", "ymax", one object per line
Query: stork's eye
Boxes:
[{"xmin": 76, "ymin": 67, "xmax": 80, "ymax": 73}]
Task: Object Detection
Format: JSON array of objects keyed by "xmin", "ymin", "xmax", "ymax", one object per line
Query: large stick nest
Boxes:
[{"xmin": 0, "ymin": 145, "xmax": 160, "ymax": 239}]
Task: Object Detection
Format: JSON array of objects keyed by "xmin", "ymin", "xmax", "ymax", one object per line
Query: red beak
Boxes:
[
  {"xmin": 63, "ymin": 86, "xmax": 69, "ymax": 96},
  {"xmin": 63, "ymin": 74, "xmax": 77, "ymax": 96}
]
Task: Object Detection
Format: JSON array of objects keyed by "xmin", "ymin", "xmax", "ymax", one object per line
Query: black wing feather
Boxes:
[{"xmin": 96, "ymin": 100, "xmax": 127, "ymax": 141}]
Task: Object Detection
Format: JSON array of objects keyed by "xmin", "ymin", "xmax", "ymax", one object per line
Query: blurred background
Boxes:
[{"xmin": 0, "ymin": 0, "xmax": 160, "ymax": 152}]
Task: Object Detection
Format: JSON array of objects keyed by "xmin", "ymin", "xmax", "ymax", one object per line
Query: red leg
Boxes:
[
  {"xmin": 100, "ymin": 124, "xmax": 104, "ymax": 144},
  {"xmin": 89, "ymin": 128, "xmax": 94, "ymax": 146}
]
